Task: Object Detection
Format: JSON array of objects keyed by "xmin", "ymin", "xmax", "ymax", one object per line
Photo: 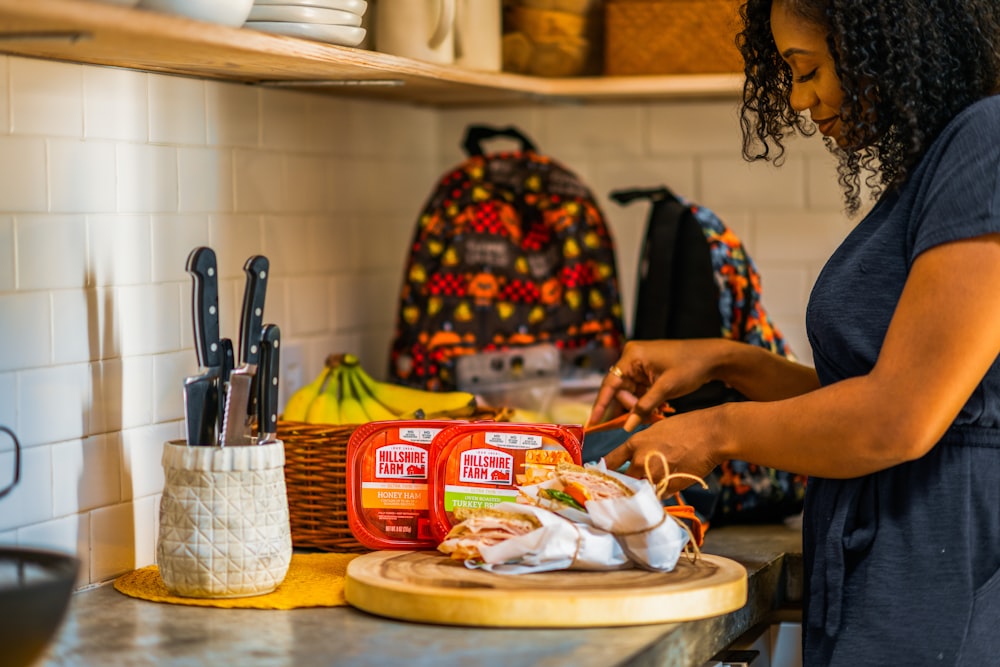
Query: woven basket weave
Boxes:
[
  {"xmin": 604, "ymin": 0, "xmax": 743, "ymax": 75},
  {"xmin": 278, "ymin": 408, "xmax": 511, "ymax": 553}
]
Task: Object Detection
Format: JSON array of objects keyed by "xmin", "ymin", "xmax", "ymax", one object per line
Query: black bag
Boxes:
[
  {"xmin": 388, "ymin": 125, "xmax": 626, "ymax": 391},
  {"xmin": 610, "ymin": 186, "xmax": 807, "ymax": 525}
]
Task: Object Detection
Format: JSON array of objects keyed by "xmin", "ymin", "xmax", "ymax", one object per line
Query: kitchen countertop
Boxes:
[{"xmin": 38, "ymin": 524, "xmax": 803, "ymax": 667}]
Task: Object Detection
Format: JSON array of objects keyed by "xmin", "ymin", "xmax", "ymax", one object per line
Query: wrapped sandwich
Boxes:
[
  {"xmin": 437, "ymin": 502, "xmax": 629, "ymax": 574},
  {"xmin": 437, "ymin": 506, "xmax": 542, "ymax": 562},
  {"xmin": 524, "ymin": 461, "xmax": 696, "ymax": 572}
]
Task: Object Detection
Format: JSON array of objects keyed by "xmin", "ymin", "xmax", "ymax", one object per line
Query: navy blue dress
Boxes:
[{"xmin": 804, "ymin": 95, "xmax": 1000, "ymax": 665}]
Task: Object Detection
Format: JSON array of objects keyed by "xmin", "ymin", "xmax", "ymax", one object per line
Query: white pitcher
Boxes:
[
  {"xmin": 454, "ymin": 0, "xmax": 502, "ymax": 71},
  {"xmin": 375, "ymin": 0, "xmax": 457, "ymax": 65}
]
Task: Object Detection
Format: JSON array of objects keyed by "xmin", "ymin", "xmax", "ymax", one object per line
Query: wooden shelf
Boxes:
[{"xmin": 0, "ymin": 0, "xmax": 743, "ymax": 107}]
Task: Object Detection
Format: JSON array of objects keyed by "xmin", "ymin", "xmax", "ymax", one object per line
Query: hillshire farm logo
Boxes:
[
  {"xmin": 459, "ymin": 448, "xmax": 514, "ymax": 485},
  {"xmin": 375, "ymin": 444, "xmax": 427, "ymax": 479}
]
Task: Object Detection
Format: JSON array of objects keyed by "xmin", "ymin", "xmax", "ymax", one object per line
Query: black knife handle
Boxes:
[
  {"xmin": 259, "ymin": 324, "xmax": 281, "ymax": 439},
  {"xmin": 238, "ymin": 255, "xmax": 269, "ymax": 367},
  {"xmin": 186, "ymin": 247, "xmax": 222, "ymax": 369}
]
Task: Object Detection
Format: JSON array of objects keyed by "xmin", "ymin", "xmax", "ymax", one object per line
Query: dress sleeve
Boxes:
[{"xmin": 911, "ymin": 98, "xmax": 1000, "ymax": 261}]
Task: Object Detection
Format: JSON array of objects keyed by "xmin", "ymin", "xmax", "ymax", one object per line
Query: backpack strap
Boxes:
[
  {"xmin": 609, "ymin": 186, "xmax": 688, "ymax": 340},
  {"xmin": 462, "ymin": 125, "xmax": 538, "ymax": 157}
]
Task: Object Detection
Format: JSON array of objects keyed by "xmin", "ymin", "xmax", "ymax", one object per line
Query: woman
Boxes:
[{"xmin": 589, "ymin": 0, "xmax": 1000, "ymax": 664}]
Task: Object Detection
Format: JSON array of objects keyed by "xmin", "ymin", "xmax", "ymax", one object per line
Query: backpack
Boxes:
[
  {"xmin": 389, "ymin": 125, "xmax": 626, "ymax": 391},
  {"xmin": 610, "ymin": 186, "xmax": 807, "ymax": 526}
]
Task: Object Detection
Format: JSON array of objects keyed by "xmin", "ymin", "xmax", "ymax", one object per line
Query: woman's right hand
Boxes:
[{"xmin": 588, "ymin": 339, "xmax": 731, "ymax": 430}]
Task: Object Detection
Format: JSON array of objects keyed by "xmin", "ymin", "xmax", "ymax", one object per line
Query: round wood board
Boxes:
[{"xmin": 344, "ymin": 550, "xmax": 747, "ymax": 627}]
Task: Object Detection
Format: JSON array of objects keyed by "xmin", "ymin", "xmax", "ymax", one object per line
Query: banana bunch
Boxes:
[{"xmin": 282, "ymin": 354, "xmax": 477, "ymax": 425}]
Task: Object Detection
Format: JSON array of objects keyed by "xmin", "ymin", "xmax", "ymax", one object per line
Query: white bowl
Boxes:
[
  {"xmin": 244, "ymin": 21, "xmax": 366, "ymax": 46},
  {"xmin": 252, "ymin": 0, "xmax": 367, "ymax": 15},
  {"xmin": 138, "ymin": 0, "xmax": 255, "ymax": 27},
  {"xmin": 247, "ymin": 5, "xmax": 363, "ymax": 25}
]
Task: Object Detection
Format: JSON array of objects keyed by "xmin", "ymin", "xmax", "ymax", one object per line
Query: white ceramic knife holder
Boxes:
[{"xmin": 157, "ymin": 440, "xmax": 292, "ymax": 598}]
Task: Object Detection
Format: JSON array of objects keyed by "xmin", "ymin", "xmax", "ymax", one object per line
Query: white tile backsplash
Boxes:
[
  {"xmin": 15, "ymin": 215, "xmax": 88, "ymax": 290},
  {"xmin": 0, "ymin": 58, "xmax": 9, "ymax": 135},
  {"xmin": 89, "ymin": 501, "xmax": 137, "ymax": 581},
  {"xmin": 116, "ymin": 283, "xmax": 182, "ymax": 357},
  {"xmin": 9, "ymin": 59, "xmax": 83, "ymax": 138},
  {"xmin": 177, "ymin": 147, "xmax": 234, "ymax": 212},
  {"xmin": 51, "ymin": 288, "xmax": 99, "ymax": 365},
  {"xmin": 0, "ymin": 136, "xmax": 47, "ymax": 212},
  {"xmin": 150, "ymin": 213, "xmax": 210, "ymax": 283},
  {"xmin": 0, "ymin": 216, "xmax": 14, "ymax": 291},
  {"xmin": 148, "ymin": 75, "xmax": 206, "ymax": 146},
  {"xmin": 116, "ymin": 142, "xmax": 179, "ymax": 213},
  {"xmin": 0, "ymin": 54, "xmax": 855, "ymax": 588},
  {"xmin": 48, "ymin": 139, "xmax": 117, "ymax": 213},
  {"xmin": 84, "ymin": 66, "xmax": 148, "ymax": 143},
  {"xmin": 87, "ymin": 215, "xmax": 152, "ymax": 287},
  {"xmin": 0, "ymin": 291, "xmax": 52, "ymax": 372},
  {"xmin": 233, "ymin": 148, "xmax": 285, "ymax": 213},
  {"xmin": 206, "ymin": 81, "xmax": 259, "ymax": 148},
  {"xmin": 52, "ymin": 433, "xmax": 122, "ymax": 516}
]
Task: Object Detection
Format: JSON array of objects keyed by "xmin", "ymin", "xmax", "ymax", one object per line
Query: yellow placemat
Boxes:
[{"xmin": 113, "ymin": 553, "xmax": 361, "ymax": 609}]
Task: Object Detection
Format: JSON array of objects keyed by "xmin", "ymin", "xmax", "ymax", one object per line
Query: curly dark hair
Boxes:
[{"xmin": 737, "ymin": 0, "xmax": 1000, "ymax": 214}]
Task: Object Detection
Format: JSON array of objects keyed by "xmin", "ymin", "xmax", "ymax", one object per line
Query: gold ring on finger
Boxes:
[{"xmin": 608, "ymin": 365, "xmax": 624, "ymax": 379}]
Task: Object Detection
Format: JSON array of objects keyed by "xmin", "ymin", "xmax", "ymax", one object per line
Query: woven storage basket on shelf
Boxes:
[
  {"xmin": 278, "ymin": 408, "xmax": 510, "ymax": 553},
  {"xmin": 604, "ymin": 0, "xmax": 743, "ymax": 75}
]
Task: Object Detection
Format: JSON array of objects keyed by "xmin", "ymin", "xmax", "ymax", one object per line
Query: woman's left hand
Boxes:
[{"xmin": 603, "ymin": 407, "xmax": 725, "ymax": 495}]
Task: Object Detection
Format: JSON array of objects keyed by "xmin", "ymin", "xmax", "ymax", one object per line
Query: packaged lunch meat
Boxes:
[
  {"xmin": 347, "ymin": 420, "xmax": 458, "ymax": 550},
  {"xmin": 428, "ymin": 422, "xmax": 582, "ymax": 542}
]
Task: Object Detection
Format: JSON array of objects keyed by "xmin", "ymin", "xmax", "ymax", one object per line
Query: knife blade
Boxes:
[
  {"xmin": 184, "ymin": 247, "xmax": 222, "ymax": 446},
  {"xmin": 257, "ymin": 324, "xmax": 281, "ymax": 445},
  {"xmin": 221, "ymin": 255, "xmax": 269, "ymax": 447},
  {"xmin": 217, "ymin": 337, "xmax": 235, "ymax": 445}
]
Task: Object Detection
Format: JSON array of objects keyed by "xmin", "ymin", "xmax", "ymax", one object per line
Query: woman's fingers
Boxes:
[
  {"xmin": 587, "ymin": 364, "xmax": 634, "ymax": 426},
  {"xmin": 602, "ymin": 438, "xmax": 634, "ymax": 474}
]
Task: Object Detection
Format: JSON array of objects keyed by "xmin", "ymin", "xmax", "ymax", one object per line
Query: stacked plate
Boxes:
[{"xmin": 245, "ymin": 0, "xmax": 368, "ymax": 46}]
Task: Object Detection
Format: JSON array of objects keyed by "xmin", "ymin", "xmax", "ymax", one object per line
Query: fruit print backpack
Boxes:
[
  {"xmin": 389, "ymin": 125, "xmax": 625, "ymax": 391},
  {"xmin": 611, "ymin": 186, "xmax": 807, "ymax": 526}
]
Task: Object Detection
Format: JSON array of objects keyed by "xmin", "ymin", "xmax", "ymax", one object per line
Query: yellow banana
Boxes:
[
  {"xmin": 346, "ymin": 366, "xmax": 397, "ymax": 421},
  {"xmin": 305, "ymin": 364, "xmax": 342, "ymax": 425},
  {"xmin": 347, "ymin": 358, "xmax": 476, "ymax": 416},
  {"xmin": 337, "ymin": 365, "xmax": 371, "ymax": 424},
  {"xmin": 282, "ymin": 366, "xmax": 329, "ymax": 422}
]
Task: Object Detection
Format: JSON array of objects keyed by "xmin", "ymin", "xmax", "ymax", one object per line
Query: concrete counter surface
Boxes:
[{"xmin": 39, "ymin": 525, "xmax": 803, "ymax": 667}]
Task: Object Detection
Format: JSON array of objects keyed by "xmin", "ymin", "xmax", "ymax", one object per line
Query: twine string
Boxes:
[{"xmin": 617, "ymin": 451, "xmax": 710, "ymax": 561}]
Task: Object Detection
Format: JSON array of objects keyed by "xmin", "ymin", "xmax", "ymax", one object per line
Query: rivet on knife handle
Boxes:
[{"xmin": 258, "ymin": 324, "xmax": 280, "ymax": 445}]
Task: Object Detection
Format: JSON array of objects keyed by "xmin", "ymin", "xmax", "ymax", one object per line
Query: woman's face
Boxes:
[{"xmin": 770, "ymin": 0, "xmax": 847, "ymax": 146}]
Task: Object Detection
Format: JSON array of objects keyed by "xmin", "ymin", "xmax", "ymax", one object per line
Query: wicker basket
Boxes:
[
  {"xmin": 278, "ymin": 408, "xmax": 511, "ymax": 553},
  {"xmin": 604, "ymin": 0, "xmax": 743, "ymax": 75}
]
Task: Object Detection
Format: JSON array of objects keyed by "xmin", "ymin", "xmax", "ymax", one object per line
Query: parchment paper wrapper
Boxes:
[
  {"xmin": 469, "ymin": 503, "xmax": 630, "ymax": 575},
  {"xmin": 521, "ymin": 461, "xmax": 690, "ymax": 572}
]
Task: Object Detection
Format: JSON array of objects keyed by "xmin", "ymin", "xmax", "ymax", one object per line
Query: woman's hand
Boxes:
[
  {"xmin": 603, "ymin": 408, "xmax": 726, "ymax": 494},
  {"xmin": 588, "ymin": 339, "xmax": 729, "ymax": 430}
]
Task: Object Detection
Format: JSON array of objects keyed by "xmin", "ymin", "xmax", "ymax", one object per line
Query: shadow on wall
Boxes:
[{"xmin": 84, "ymin": 269, "xmax": 136, "ymax": 581}]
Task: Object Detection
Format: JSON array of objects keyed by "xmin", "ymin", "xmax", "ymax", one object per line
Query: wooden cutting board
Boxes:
[{"xmin": 344, "ymin": 550, "xmax": 747, "ymax": 627}]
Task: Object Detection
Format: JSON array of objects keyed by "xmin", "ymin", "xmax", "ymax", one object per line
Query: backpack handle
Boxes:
[{"xmin": 462, "ymin": 125, "xmax": 538, "ymax": 157}]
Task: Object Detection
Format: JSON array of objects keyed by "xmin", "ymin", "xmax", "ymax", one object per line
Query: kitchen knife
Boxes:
[
  {"xmin": 221, "ymin": 255, "xmax": 269, "ymax": 447},
  {"xmin": 257, "ymin": 324, "xmax": 280, "ymax": 445},
  {"xmin": 217, "ymin": 337, "xmax": 235, "ymax": 445},
  {"xmin": 184, "ymin": 247, "xmax": 222, "ymax": 446}
]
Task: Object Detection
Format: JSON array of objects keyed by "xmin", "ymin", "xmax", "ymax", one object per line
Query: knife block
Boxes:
[{"xmin": 156, "ymin": 440, "xmax": 292, "ymax": 598}]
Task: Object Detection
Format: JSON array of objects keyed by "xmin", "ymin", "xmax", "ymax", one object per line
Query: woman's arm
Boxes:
[
  {"xmin": 605, "ymin": 234, "xmax": 1000, "ymax": 488},
  {"xmin": 588, "ymin": 338, "xmax": 821, "ymax": 428}
]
